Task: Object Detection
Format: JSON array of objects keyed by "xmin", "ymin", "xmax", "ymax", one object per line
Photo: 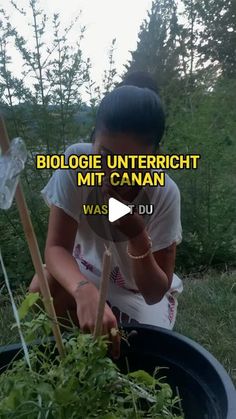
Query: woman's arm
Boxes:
[
  {"xmin": 101, "ymin": 180, "xmax": 180, "ymax": 305},
  {"xmin": 45, "ymin": 204, "xmax": 89, "ymax": 298},
  {"xmin": 110, "ymin": 209, "xmax": 175, "ymax": 305},
  {"xmin": 128, "ymin": 231, "xmax": 176, "ymax": 305},
  {"xmin": 45, "ymin": 205, "xmax": 120, "ymax": 357}
]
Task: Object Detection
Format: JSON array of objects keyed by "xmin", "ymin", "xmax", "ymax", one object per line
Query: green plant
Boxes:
[{"xmin": 0, "ymin": 293, "xmax": 184, "ymax": 418}]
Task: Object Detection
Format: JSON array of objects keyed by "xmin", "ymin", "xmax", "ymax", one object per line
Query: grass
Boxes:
[
  {"xmin": 0, "ymin": 271, "xmax": 236, "ymax": 385},
  {"xmin": 175, "ymin": 270, "xmax": 236, "ymax": 384}
]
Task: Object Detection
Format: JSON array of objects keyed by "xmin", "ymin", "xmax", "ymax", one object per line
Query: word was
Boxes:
[{"xmin": 82, "ymin": 204, "xmax": 154, "ymax": 216}]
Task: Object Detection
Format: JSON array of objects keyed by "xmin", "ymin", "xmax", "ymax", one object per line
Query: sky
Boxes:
[{"xmin": 1, "ymin": 0, "xmax": 153, "ymax": 102}]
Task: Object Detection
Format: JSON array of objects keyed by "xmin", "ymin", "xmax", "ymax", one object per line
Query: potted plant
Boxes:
[
  {"xmin": 0, "ymin": 293, "xmax": 185, "ymax": 418},
  {"xmin": 0, "ymin": 292, "xmax": 236, "ymax": 418}
]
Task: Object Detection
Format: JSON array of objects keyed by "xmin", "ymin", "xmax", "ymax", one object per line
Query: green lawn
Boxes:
[
  {"xmin": 175, "ymin": 270, "xmax": 236, "ymax": 384},
  {"xmin": 1, "ymin": 271, "xmax": 236, "ymax": 384}
]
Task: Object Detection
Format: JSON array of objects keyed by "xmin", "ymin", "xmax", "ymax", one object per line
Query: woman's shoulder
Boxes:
[
  {"xmin": 162, "ymin": 172, "xmax": 180, "ymax": 197},
  {"xmin": 65, "ymin": 142, "xmax": 93, "ymax": 157},
  {"xmin": 146, "ymin": 172, "xmax": 181, "ymax": 213},
  {"xmin": 149, "ymin": 171, "xmax": 180, "ymax": 198}
]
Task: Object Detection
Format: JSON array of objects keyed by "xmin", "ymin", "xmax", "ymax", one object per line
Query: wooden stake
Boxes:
[
  {"xmin": 0, "ymin": 116, "xmax": 65, "ymax": 358},
  {"xmin": 94, "ymin": 245, "xmax": 112, "ymax": 338}
]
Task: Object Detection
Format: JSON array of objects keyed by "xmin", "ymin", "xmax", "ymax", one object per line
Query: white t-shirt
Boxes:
[{"xmin": 41, "ymin": 142, "xmax": 183, "ymax": 295}]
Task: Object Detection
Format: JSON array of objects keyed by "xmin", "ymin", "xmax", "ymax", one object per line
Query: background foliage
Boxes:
[{"xmin": 0, "ymin": 0, "xmax": 235, "ymax": 286}]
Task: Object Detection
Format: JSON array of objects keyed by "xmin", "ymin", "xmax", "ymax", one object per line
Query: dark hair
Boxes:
[
  {"xmin": 118, "ymin": 71, "xmax": 160, "ymax": 95},
  {"xmin": 93, "ymin": 72, "xmax": 165, "ymax": 148}
]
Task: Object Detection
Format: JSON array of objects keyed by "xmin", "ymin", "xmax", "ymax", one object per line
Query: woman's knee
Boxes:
[
  {"xmin": 29, "ymin": 272, "xmax": 40, "ymax": 293},
  {"xmin": 28, "ymin": 267, "xmax": 57, "ymax": 295},
  {"xmin": 28, "ymin": 268, "xmax": 77, "ymax": 326}
]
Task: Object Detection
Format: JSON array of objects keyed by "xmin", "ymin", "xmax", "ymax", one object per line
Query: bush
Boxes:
[{"xmin": 165, "ymin": 79, "xmax": 236, "ymax": 271}]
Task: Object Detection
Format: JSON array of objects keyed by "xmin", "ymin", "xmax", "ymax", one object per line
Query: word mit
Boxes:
[{"xmin": 77, "ymin": 171, "xmax": 165, "ymax": 186}]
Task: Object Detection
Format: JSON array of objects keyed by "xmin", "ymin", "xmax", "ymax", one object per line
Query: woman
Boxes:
[{"xmin": 29, "ymin": 72, "xmax": 183, "ymax": 359}]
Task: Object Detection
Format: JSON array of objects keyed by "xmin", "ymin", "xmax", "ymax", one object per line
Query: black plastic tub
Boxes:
[{"xmin": 0, "ymin": 324, "xmax": 235, "ymax": 419}]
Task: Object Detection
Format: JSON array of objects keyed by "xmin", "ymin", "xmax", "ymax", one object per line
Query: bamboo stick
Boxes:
[
  {"xmin": 94, "ymin": 245, "xmax": 112, "ymax": 338},
  {"xmin": 0, "ymin": 115, "xmax": 65, "ymax": 358}
]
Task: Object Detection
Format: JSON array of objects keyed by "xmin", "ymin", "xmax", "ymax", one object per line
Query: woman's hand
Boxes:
[
  {"xmin": 113, "ymin": 211, "xmax": 145, "ymax": 239},
  {"xmin": 102, "ymin": 179, "xmax": 145, "ymax": 239},
  {"xmin": 74, "ymin": 282, "xmax": 120, "ymax": 359}
]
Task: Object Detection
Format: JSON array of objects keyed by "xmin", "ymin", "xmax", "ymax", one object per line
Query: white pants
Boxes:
[{"xmin": 107, "ymin": 273, "xmax": 183, "ymax": 330}]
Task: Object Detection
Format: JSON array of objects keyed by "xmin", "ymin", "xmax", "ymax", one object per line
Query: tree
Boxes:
[
  {"xmin": 125, "ymin": 0, "xmax": 236, "ymax": 270},
  {"xmin": 0, "ymin": 0, "xmax": 90, "ymax": 286},
  {"xmin": 0, "ymin": 0, "xmax": 89, "ymax": 152},
  {"xmin": 196, "ymin": 0, "xmax": 236, "ymax": 78},
  {"xmin": 125, "ymin": 0, "xmax": 181, "ymax": 95}
]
